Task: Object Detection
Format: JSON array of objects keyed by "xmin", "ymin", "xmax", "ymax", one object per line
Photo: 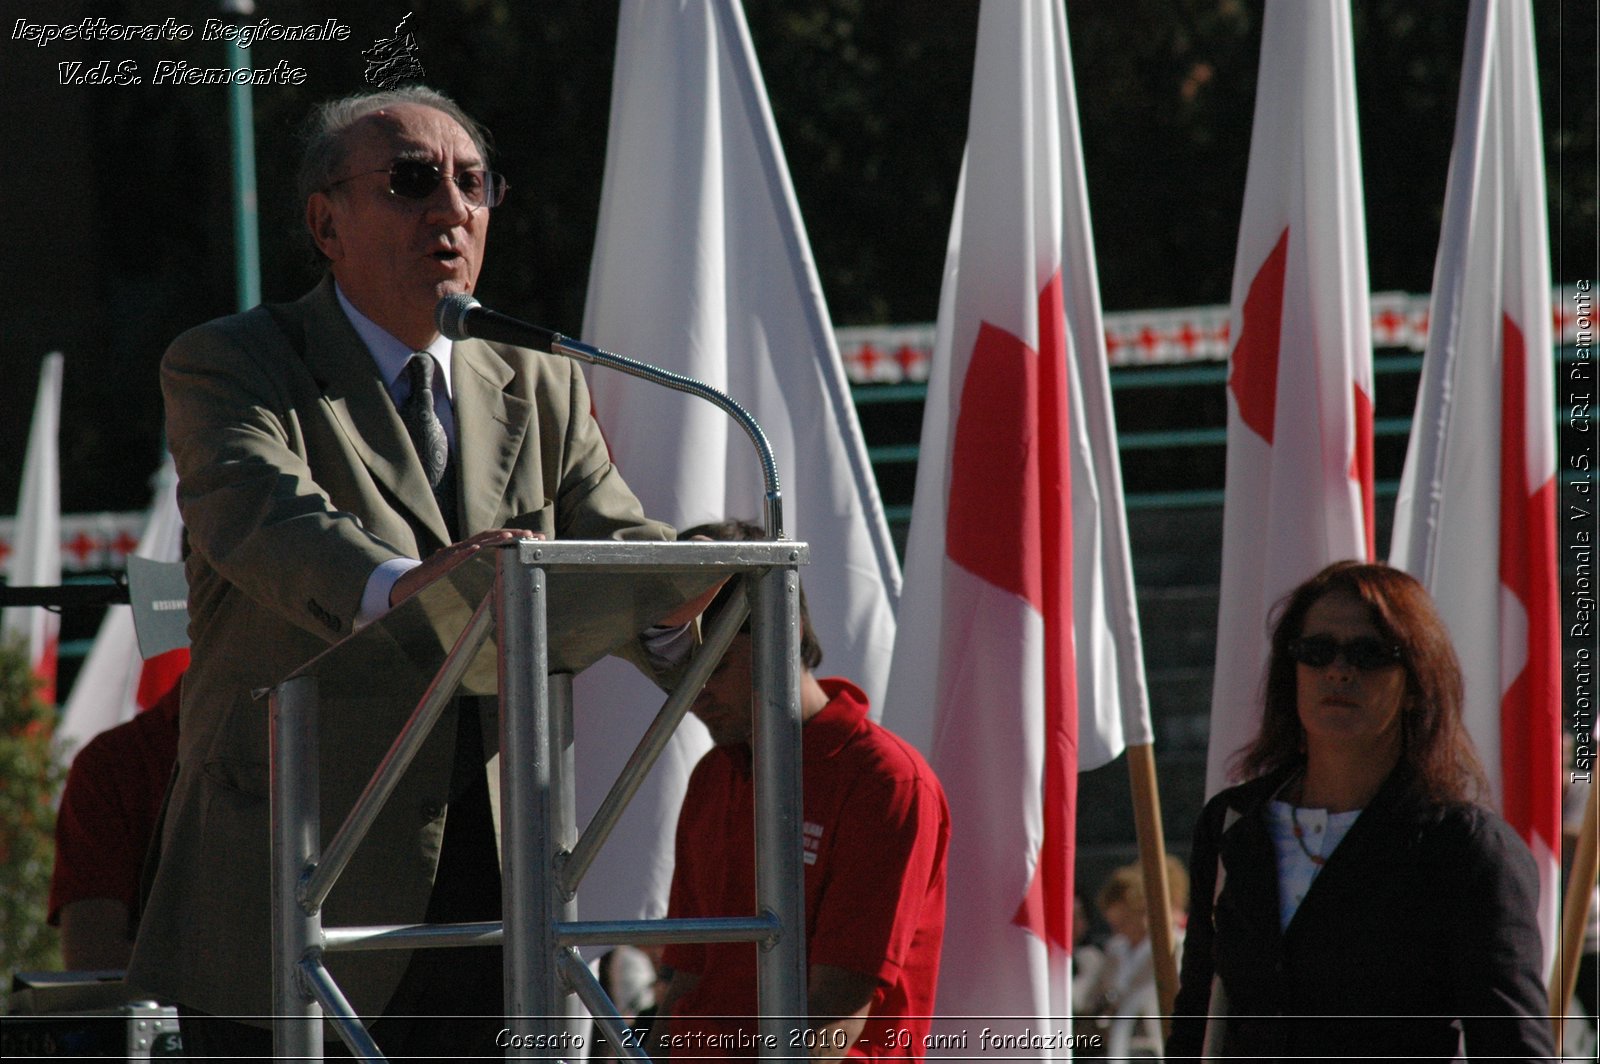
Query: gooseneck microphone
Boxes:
[
  {"xmin": 435, "ymin": 294, "xmax": 562, "ymax": 352},
  {"xmin": 436, "ymin": 293, "xmax": 784, "ymax": 537}
]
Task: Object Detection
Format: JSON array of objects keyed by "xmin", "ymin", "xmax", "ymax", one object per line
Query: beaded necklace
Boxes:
[{"xmin": 1289, "ymin": 805, "xmax": 1327, "ymax": 867}]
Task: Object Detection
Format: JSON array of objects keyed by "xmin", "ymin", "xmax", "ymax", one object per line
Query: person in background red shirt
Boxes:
[
  {"xmin": 49, "ymin": 679, "xmax": 181, "ymax": 971},
  {"xmin": 653, "ymin": 520, "xmax": 950, "ymax": 1061}
]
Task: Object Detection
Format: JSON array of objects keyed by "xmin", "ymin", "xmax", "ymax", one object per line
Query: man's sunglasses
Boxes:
[
  {"xmin": 327, "ymin": 159, "xmax": 508, "ymax": 210},
  {"xmin": 1286, "ymin": 634, "xmax": 1403, "ymax": 671}
]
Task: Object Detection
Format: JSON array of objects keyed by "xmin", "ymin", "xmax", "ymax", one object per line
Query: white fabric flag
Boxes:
[
  {"xmin": 571, "ymin": 0, "xmax": 902, "ymax": 921},
  {"xmin": 56, "ymin": 456, "xmax": 187, "ymax": 763},
  {"xmin": 1389, "ymin": 0, "xmax": 1560, "ymax": 963},
  {"xmin": 879, "ymin": 0, "xmax": 1150, "ymax": 1051},
  {"xmin": 3, "ymin": 352, "xmax": 63, "ymax": 705},
  {"xmin": 1206, "ymin": 0, "xmax": 1376, "ymax": 796}
]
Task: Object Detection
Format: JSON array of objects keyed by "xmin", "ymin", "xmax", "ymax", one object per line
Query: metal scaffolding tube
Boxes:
[
  {"xmin": 551, "ymin": 674, "xmax": 577, "ymax": 873},
  {"xmin": 559, "ymin": 581, "xmax": 750, "ymax": 896},
  {"xmin": 322, "ymin": 912, "xmax": 780, "ymax": 954},
  {"xmin": 300, "ymin": 954, "xmax": 384, "ymax": 1061},
  {"xmin": 497, "ymin": 549, "xmax": 559, "ymax": 1052},
  {"xmin": 555, "ymin": 914, "xmax": 781, "ymax": 949},
  {"xmin": 270, "ymin": 674, "xmax": 323, "ymax": 1061},
  {"xmin": 558, "ymin": 948, "xmax": 651, "ymax": 1063},
  {"xmin": 547, "ymin": 672, "xmax": 589, "ymax": 1043},
  {"xmin": 303, "ymin": 595, "xmax": 495, "ymax": 913},
  {"xmin": 750, "ymin": 562, "xmax": 808, "ymax": 1054},
  {"xmin": 324, "ymin": 921, "xmax": 505, "ymax": 952}
]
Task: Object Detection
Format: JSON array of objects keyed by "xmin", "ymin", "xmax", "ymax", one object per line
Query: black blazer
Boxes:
[{"xmin": 1168, "ymin": 765, "xmax": 1553, "ymax": 1062}]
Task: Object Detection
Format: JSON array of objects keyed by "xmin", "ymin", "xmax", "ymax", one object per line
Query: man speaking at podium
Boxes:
[{"xmin": 128, "ymin": 86, "xmax": 712, "ymax": 1060}]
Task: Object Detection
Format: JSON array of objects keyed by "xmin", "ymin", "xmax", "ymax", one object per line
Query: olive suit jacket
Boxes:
[{"xmin": 129, "ymin": 277, "xmax": 686, "ymax": 1020}]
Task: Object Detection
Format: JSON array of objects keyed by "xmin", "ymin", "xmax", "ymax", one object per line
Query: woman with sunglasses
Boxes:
[{"xmin": 1167, "ymin": 561, "xmax": 1553, "ymax": 1061}]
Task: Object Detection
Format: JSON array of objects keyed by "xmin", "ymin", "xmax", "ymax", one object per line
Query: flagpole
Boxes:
[
  {"xmin": 222, "ymin": 0, "xmax": 262, "ymax": 311},
  {"xmin": 1551, "ymin": 778, "xmax": 1598, "ymax": 1045},
  {"xmin": 1126, "ymin": 743, "xmax": 1178, "ymax": 1034}
]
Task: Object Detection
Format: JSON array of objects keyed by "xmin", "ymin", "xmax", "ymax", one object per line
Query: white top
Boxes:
[
  {"xmin": 1083, "ymin": 933, "xmax": 1168, "ymax": 1058},
  {"xmin": 1266, "ymin": 800, "xmax": 1363, "ymax": 930}
]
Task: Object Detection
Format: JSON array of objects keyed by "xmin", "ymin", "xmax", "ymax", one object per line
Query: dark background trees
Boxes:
[{"xmin": 0, "ymin": 0, "xmax": 1593, "ymax": 518}]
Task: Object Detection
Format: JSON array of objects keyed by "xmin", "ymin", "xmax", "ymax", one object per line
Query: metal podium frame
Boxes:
[{"xmin": 269, "ymin": 539, "xmax": 809, "ymax": 1060}]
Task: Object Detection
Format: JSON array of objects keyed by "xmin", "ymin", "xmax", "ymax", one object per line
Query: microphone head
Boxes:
[{"xmin": 435, "ymin": 292, "xmax": 481, "ymax": 340}]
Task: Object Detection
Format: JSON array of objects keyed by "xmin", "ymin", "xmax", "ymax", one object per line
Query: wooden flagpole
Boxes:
[
  {"xmin": 1126, "ymin": 742, "xmax": 1179, "ymax": 1036},
  {"xmin": 1551, "ymin": 775, "xmax": 1598, "ymax": 1049}
]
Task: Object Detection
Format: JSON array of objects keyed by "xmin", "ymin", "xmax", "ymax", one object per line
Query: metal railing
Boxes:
[
  {"xmin": 269, "ymin": 538, "xmax": 810, "ymax": 1061},
  {"xmin": 853, "ymin": 343, "xmax": 1586, "ymax": 523}
]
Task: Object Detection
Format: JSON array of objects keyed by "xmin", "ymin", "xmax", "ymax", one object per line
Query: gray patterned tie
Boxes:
[
  {"xmin": 401, "ymin": 352, "xmax": 448, "ymax": 490},
  {"xmin": 401, "ymin": 352, "xmax": 458, "ymax": 539}
]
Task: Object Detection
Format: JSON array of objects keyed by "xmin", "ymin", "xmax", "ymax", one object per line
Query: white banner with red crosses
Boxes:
[{"xmin": 837, "ymin": 284, "xmax": 1582, "ymax": 384}]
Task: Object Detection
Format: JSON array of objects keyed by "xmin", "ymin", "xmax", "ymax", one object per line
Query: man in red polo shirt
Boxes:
[
  {"xmin": 49, "ymin": 679, "xmax": 182, "ymax": 971},
  {"xmin": 654, "ymin": 520, "xmax": 949, "ymax": 1061}
]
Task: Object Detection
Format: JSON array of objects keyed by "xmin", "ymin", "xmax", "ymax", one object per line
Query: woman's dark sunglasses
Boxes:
[
  {"xmin": 1286, "ymin": 634, "xmax": 1403, "ymax": 671},
  {"xmin": 327, "ymin": 159, "xmax": 507, "ymax": 210}
]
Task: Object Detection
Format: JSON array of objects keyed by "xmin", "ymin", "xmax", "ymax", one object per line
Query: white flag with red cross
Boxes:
[
  {"xmin": 3, "ymin": 353, "xmax": 64, "ymax": 705},
  {"xmin": 880, "ymin": 0, "xmax": 1151, "ymax": 1050},
  {"xmin": 56, "ymin": 457, "xmax": 188, "ymax": 764},
  {"xmin": 570, "ymin": 0, "xmax": 902, "ymax": 922},
  {"xmin": 1389, "ymin": 0, "xmax": 1560, "ymax": 965},
  {"xmin": 1206, "ymin": 0, "xmax": 1376, "ymax": 796}
]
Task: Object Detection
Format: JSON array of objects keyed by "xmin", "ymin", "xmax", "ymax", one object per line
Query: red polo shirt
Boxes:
[
  {"xmin": 49, "ymin": 686, "xmax": 181, "ymax": 926},
  {"xmin": 664, "ymin": 678, "xmax": 949, "ymax": 1060}
]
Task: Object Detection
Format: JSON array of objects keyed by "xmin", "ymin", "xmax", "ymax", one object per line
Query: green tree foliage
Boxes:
[{"xmin": 0, "ymin": 639, "xmax": 64, "ymax": 1009}]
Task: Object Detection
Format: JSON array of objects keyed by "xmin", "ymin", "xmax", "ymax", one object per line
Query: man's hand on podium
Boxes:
[
  {"xmin": 389, "ymin": 529, "xmax": 543, "ymax": 608},
  {"xmin": 386, "ymin": 529, "xmax": 729, "ymax": 630}
]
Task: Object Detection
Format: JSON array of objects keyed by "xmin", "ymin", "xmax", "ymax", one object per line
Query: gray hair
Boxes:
[{"xmin": 297, "ymin": 86, "xmax": 494, "ymax": 263}]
